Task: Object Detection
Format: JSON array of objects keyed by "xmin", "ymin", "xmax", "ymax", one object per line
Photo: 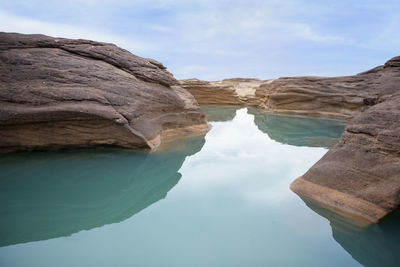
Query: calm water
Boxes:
[{"xmin": 0, "ymin": 107, "xmax": 399, "ymax": 267}]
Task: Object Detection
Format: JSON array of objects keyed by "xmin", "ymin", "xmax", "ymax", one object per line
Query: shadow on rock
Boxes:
[{"xmin": 0, "ymin": 135, "xmax": 205, "ymax": 247}]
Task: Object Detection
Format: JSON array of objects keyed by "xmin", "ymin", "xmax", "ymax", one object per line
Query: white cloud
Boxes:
[
  {"xmin": 0, "ymin": 9, "xmax": 151, "ymax": 54},
  {"xmin": 177, "ymin": 5, "xmax": 349, "ymax": 44},
  {"xmin": 176, "ymin": 108, "xmax": 328, "ymax": 206},
  {"xmin": 1, "ymin": 1, "xmax": 397, "ymax": 80}
]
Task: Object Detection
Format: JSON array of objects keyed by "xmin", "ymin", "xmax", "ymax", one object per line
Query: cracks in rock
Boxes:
[
  {"xmin": 102, "ymin": 95, "xmax": 130, "ymax": 124},
  {"xmin": 3, "ymin": 45, "xmax": 172, "ymax": 87},
  {"xmin": 57, "ymin": 47, "xmax": 172, "ymax": 87}
]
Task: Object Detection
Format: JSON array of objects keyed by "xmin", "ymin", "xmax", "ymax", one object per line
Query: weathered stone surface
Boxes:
[
  {"xmin": 183, "ymin": 56, "xmax": 400, "ymax": 223},
  {"xmin": 256, "ymin": 75, "xmax": 378, "ymax": 119},
  {"xmin": 256, "ymin": 57, "xmax": 400, "ymax": 120},
  {"xmin": 0, "ymin": 32, "xmax": 209, "ymax": 152},
  {"xmin": 179, "ymin": 78, "xmax": 263, "ymax": 106},
  {"xmin": 182, "ymin": 58, "xmax": 398, "ymax": 121},
  {"xmin": 289, "ymin": 57, "xmax": 400, "ymax": 223}
]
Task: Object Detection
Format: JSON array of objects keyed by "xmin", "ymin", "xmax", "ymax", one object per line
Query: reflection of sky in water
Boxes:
[
  {"xmin": 177, "ymin": 109, "xmax": 328, "ymax": 204},
  {"xmin": 0, "ymin": 108, "xmax": 362, "ymax": 267}
]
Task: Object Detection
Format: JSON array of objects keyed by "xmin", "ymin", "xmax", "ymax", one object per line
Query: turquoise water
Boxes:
[{"xmin": 0, "ymin": 107, "xmax": 398, "ymax": 267}]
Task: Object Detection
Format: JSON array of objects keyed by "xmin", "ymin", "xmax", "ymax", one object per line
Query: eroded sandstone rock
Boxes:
[
  {"xmin": 0, "ymin": 32, "xmax": 209, "ymax": 152},
  {"xmin": 289, "ymin": 57, "xmax": 400, "ymax": 223},
  {"xmin": 182, "ymin": 57, "xmax": 400, "ymax": 223},
  {"xmin": 179, "ymin": 78, "xmax": 263, "ymax": 106},
  {"xmin": 255, "ymin": 59, "xmax": 399, "ymax": 119}
]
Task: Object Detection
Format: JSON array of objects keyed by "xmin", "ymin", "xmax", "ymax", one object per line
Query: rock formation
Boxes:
[
  {"xmin": 1, "ymin": 31, "xmax": 399, "ymax": 223},
  {"xmin": 181, "ymin": 59, "xmax": 398, "ymax": 121},
  {"xmin": 0, "ymin": 32, "xmax": 209, "ymax": 152},
  {"xmin": 256, "ymin": 74, "xmax": 381, "ymax": 120},
  {"xmin": 183, "ymin": 57, "xmax": 400, "ymax": 223},
  {"xmin": 180, "ymin": 78, "xmax": 263, "ymax": 106},
  {"xmin": 290, "ymin": 57, "xmax": 400, "ymax": 223}
]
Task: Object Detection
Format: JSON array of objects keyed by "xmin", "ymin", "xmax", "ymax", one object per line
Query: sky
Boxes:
[{"xmin": 1, "ymin": 0, "xmax": 399, "ymax": 80}]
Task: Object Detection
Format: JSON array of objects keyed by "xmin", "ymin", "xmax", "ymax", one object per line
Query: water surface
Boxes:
[{"xmin": 0, "ymin": 107, "xmax": 398, "ymax": 267}]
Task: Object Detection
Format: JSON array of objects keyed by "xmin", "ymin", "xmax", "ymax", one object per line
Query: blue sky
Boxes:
[{"xmin": 1, "ymin": 0, "xmax": 399, "ymax": 80}]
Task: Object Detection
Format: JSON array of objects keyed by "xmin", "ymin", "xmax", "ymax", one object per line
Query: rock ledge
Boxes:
[{"xmin": 0, "ymin": 32, "xmax": 209, "ymax": 152}]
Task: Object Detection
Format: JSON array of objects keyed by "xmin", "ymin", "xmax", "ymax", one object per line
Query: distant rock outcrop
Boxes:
[
  {"xmin": 0, "ymin": 32, "xmax": 209, "ymax": 152},
  {"xmin": 182, "ymin": 56, "xmax": 400, "ymax": 223},
  {"xmin": 180, "ymin": 78, "xmax": 263, "ymax": 106}
]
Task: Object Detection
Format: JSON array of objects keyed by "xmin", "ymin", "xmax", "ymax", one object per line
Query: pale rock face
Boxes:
[
  {"xmin": 0, "ymin": 32, "xmax": 209, "ymax": 152},
  {"xmin": 179, "ymin": 78, "xmax": 264, "ymax": 106}
]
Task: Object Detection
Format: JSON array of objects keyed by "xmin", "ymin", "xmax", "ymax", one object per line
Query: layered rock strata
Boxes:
[
  {"xmin": 180, "ymin": 78, "xmax": 263, "ymax": 106},
  {"xmin": 255, "ymin": 69, "xmax": 388, "ymax": 119},
  {"xmin": 0, "ymin": 32, "xmax": 209, "ymax": 152},
  {"xmin": 181, "ymin": 60, "xmax": 398, "ymax": 121},
  {"xmin": 183, "ymin": 57, "xmax": 400, "ymax": 223},
  {"xmin": 290, "ymin": 57, "xmax": 400, "ymax": 223}
]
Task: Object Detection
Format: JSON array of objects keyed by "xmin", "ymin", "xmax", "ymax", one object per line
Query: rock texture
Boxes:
[
  {"xmin": 180, "ymin": 78, "xmax": 263, "ymax": 106},
  {"xmin": 256, "ymin": 74, "xmax": 381, "ymax": 119},
  {"xmin": 184, "ymin": 57, "xmax": 400, "ymax": 223},
  {"xmin": 290, "ymin": 57, "xmax": 400, "ymax": 223},
  {"xmin": 0, "ymin": 32, "xmax": 209, "ymax": 152},
  {"xmin": 181, "ymin": 62, "xmax": 396, "ymax": 121}
]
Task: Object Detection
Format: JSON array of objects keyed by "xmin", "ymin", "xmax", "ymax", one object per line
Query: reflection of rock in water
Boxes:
[
  {"xmin": 248, "ymin": 108, "xmax": 346, "ymax": 148},
  {"xmin": 303, "ymin": 198, "xmax": 400, "ymax": 267},
  {"xmin": 201, "ymin": 105, "xmax": 242, "ymax": 122},
  {"xmin": 0, "ymin": 136, "xmax": 205, "ymax": 247}
]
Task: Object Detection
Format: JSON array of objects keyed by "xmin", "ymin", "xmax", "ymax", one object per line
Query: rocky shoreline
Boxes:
[
  {"xmin": 1, "ymin": 32, "xmax": 399, "ymax": 223},
  {"xmin": 181, "ymin": 57, "xmax": 400, "ymax": 223},
  {"xmin": 0, "ymin": 32, "xmax": 209, "ymax": 152}
]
